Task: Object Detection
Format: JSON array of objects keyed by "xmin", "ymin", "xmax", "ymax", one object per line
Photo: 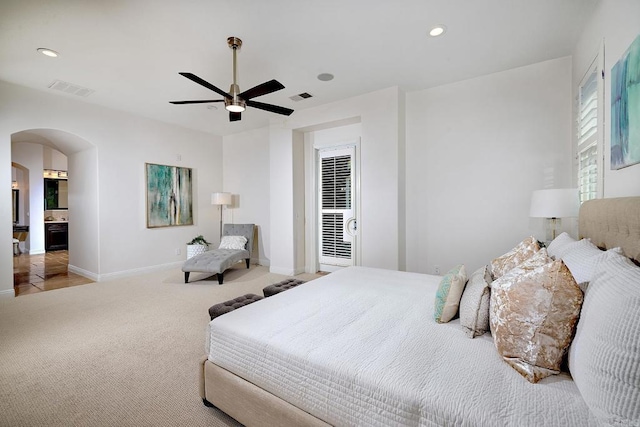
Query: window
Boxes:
[{"xmin": 576, "ymin": 55, "xmax": 603, "ymax": 203}]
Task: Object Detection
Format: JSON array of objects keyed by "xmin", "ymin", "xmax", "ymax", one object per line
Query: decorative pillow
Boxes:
[
  {"xmin": 434, "ymin": 265, "xmax": 467, "ymax": 324},
  {"xmin": 490, "ymin": 253, "xmax": 583, "ymax": 383},
  {"xmin": 490, "ymin": 236, "xmax": 540, "ymax": 279},
  {"xmin": 219, "ymin": 235, "xmax": 248, "ymax": 250},
  {"xmin": 568, "ymin": 251, "xmax": 640, "ymax": 425},
  {"xmin": 546, "ymin": 232, "xmax": 578, "ymax": 259},
  {"xmin": 459, "ymin": 265, "xmax": 493, "ymax": 338},
  {"xmin": 561, "ymin": 239, "xmax": 622, "ymax": 286}
]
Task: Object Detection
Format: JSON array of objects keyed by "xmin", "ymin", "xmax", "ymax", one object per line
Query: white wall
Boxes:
[
  {"xmin": 222, "ymin": 127, "xmax": 271, "ymax": 265},
  {"xmin": 405, "ymin": 57, "xmax": 573, "ymax": 275},
  {"xmin": 0, "ymin": 81, "xmax": 222, "ymax": 293},
  {"xmin": 573, "ymin": 0, "xmax": 640, "ymax": 197},
  {"xmin": 11, "ymin": 142, "xmax": 45, "ymax": 254}
]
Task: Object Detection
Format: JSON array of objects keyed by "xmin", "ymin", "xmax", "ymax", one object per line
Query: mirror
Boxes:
[
  {"xmin": 44, "ymin": 179, "xmax": 68, "ymax": 210},
  {"xmin": 12, "ymin": 189, "xmax": 19, "ymax": 223}
]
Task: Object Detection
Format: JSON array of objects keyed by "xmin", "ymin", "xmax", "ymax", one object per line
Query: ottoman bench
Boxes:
[
  {"xmin": 263, "ymin": 278, "xmax": 307, "ymax": 297},
  {"xmin": 208, "ymin": 294, "xmax": 264, "ymax": 320}
]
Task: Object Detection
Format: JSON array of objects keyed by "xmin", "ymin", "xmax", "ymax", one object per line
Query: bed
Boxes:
[{"xmin": 199, "ymin": 197, "xmax": 640, "ymax": 426}]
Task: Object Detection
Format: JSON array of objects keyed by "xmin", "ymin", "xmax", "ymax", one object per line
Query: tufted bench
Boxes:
[
  {"xmin": 263, "ymin": 278, "xmax": 307, "ymax": 297},
  {"xmin": 208, "ymin": 294, "xmax": 264, "ymax": 320}
]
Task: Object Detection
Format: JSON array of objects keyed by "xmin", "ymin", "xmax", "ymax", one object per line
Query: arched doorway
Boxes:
[{"xmin": 9, "ymin": 129, "xmax": 99, "ymax": 296}]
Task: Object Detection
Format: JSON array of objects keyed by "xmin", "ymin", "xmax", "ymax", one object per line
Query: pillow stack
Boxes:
[{"xmin": 486, "ymin": 236, "xmax": 583, "ymax": 383}]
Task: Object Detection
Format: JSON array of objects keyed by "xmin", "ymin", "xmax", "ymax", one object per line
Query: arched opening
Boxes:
[{"xmin": 9, "ymin": 129, "xmax": 99, "ymax": 295}]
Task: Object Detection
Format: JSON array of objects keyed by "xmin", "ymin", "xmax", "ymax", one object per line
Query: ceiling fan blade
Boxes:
[
  {"xmin": 229, "ymin": 112, "xmax": 242, "ymax": 122},
  {"xmin": 169, "ymin": 100, "xmax": 224, "ymax": 104},
  {"xmin": 239, "ymin": 79, "xmax": 285, "ymax": 100},
  {"xmin": 246, "ymin": 100, "xmax": 294, "ymax": 116},
  {"xmin": 178, "ymin": 72, "xmax": 232, "ymax": 99}
]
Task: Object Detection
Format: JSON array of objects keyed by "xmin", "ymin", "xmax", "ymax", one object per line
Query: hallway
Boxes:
[{"xmin": 13, "ymin": 251, "xmax": 93, "ymax": 296}]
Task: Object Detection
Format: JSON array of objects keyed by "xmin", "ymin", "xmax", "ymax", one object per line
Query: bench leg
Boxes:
[
  {"xmin": 217, "ymin": 271, "xmax": 224, "ymax": 285},
  {"xmin": 184, "ymin": 272, "xmax": 190, "ymax": 283},
  {"xmin": 202, "ymin": 398, "xmax": 216, "ymax": 408},
  {"xmin": 246, "ymin": 258, "xmax": 250, "ymax": 269}
]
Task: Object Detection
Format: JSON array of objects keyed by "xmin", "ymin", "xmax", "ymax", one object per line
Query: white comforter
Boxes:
[{"xmin": 207, "ymin": 266, "xmax": 597, "ymax": 426}]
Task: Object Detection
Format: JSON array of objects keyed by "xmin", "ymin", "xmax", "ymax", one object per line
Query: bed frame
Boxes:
[{"xmin": 199, "ymin": 197, "xmax": 640, "ymax": 426}]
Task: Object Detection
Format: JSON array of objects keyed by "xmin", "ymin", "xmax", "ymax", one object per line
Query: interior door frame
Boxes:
[{"xmin": 304, "ymin": 137, "xmax": 361, "ymax": 273}]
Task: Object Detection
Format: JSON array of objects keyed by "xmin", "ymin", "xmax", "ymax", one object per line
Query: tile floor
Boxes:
[{"xmin": 13, "ymin": 250, "xmax": 94, "ymax": 296}]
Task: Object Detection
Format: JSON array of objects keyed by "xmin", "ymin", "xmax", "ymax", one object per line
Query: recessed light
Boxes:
[
  {"xmin": 206, "ymin": 105, "xmax": 218, "ymax": 111},
  {"xmin": 317, "ymin": 73, "xmax": 334, "ymax": 82},
  {"xmin": 429, "ymin": 26, "xmax": 446, "ymax": 37},
  {"xmin": 37, "ymin": 48, "xmax": 59, "ymax": 57}
]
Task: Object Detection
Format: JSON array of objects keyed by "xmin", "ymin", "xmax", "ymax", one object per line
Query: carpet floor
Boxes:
[{"xmin": 0, "ymin": 264, "xmax": 320, "ymax": 426}]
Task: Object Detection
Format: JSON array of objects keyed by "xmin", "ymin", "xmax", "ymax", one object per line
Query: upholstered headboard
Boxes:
[
  {"xmin": 579, "ymin": 197, "xmax": 640, "ymax": 264},
  {"xmin": 222, "ymin": 224, "xmax": 255, "ymax": 260}
]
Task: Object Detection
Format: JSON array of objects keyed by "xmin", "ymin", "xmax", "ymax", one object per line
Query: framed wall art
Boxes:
[
  {"xmin": 146, "ymin": 163, "xmax": 193, "ymax": 228},
  {"xmin": 611, "ymin": 34, "xmax": 640, "ymax": 170}
]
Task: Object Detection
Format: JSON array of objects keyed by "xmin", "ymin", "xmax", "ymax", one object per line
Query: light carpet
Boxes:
[{"xmin": 0, "ymin": 265, "xmax": 320, "ymax": 426}]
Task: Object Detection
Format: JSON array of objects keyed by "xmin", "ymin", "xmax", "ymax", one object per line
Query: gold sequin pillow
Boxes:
[
  {"xmin": 490, "ymin": 236, "xmax": 540, "ymax": 279},
  {"xmin": 490, "ymin": 253, "xmax": 583, "ymax": 383}
]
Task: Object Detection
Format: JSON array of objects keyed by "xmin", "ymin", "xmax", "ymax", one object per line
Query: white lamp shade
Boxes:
[
  {"xmin": 529, "ymin": 188, "xmax": 579, "ymax": 218},
  {"xmin": 211, "ymin": 192, "xmax": 232, "ymax": 206}
]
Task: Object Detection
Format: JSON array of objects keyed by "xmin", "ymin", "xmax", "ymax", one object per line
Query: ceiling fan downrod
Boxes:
[{"xmin": 226, "ymin": 37, "xmax": 245, "ymax": 112}]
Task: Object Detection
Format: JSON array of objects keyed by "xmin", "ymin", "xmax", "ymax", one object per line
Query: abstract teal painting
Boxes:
[
  {"xmin": 146, "ymin": 163, "xmax": 193, "ymax": 228},
  {"xmin": 611, "ymin": 34, "xmax": 640, "ymax": 170}
]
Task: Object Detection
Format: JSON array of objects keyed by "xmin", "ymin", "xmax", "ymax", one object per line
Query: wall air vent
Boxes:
[
  {"xmin": 48, "ymin": 80, "xmax": 95, "ymax": 97},
  {"xmin": 289, "ymin": 92, "xmax": 313, "ymax": 102}
]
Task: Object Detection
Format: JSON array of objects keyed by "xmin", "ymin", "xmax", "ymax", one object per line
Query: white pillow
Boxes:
[
  {"xmin": 562, "ymin": 239, "xmax": 622, "ymax": 286},
  {"xmin": 568, "ymin": 251, "xmax": 640, "ymax": 424},
  {"xmin": 219, "ymin": 235, "xmax": 247, "ymax": 250},
  {"xmin": 546, "ymin": 232, "xmax": 577, "ymax": 259},
  {"xmin": 459, "ymin": 265, "xmax": 492, "ymax": 338}
]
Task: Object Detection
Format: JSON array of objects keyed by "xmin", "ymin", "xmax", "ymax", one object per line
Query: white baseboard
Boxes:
[
  {"xmin": 97, "ymin": 261, "xmax": 183, "ymax": 282},
  {"xmin": 29, "ymin": 249, "xmax": 45, "ymax": 255},
  {"xmin": 269, "ymin": 266, "xmax": 296, "ymax": 276},
  {"xmin": 293, "ymin": 267, "xmax": 306, "ymax": 275},
  {"xmin": 67, "ymin": 264, "xmax": 100, "ymax": 282},
  {"xmin": 0, "ymin": 288, "xmax": 16, "ymax": 298}
]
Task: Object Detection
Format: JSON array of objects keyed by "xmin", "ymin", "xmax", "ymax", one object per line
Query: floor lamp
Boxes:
[
  {"xmin": 530, "ymin": 188, "xmax": 579, "ymax": 242},
  {"xmin": 211, "ymin": 192, "xmax": 232, "ymax": 242}
]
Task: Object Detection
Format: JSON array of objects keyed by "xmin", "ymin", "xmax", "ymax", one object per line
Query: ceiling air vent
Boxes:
[
  {"xmin": 289, "ymin": 92, "xmax": 313, "ymax": 102},
  {"xmin": 48, "ymin": 80, "xmax": 95, "ymax": 97}
]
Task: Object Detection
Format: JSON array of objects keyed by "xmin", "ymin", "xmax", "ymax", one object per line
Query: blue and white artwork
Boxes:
[
  {"xmin": 146, "ymin": 163, "xmax": 193, "ymax": 228},
  {"xmin": 611, "ymin": 34, "xmax": 640, "ymax": 170}
]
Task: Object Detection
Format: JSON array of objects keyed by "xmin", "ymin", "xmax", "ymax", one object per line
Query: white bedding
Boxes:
[{"xmin": 207, "ymin": 267, "xmax": 598, "ymax": 426}]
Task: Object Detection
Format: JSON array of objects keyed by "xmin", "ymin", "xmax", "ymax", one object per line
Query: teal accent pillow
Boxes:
[{"xmin": 434, "ymin": 264, "xmax": 467, "ymax": 323}]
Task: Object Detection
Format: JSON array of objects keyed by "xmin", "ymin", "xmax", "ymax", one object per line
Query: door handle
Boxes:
[{"xmin": 345, "ymin": 217, "xmax": 357, "ymax": 236}]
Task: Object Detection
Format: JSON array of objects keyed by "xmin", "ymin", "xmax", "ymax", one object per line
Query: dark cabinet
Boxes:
[{"xmin": 45, "ymin": 223, "xmax": 68, "ymax": 251}]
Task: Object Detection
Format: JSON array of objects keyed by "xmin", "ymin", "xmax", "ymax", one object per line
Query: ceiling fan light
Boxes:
[{"xmin": 225, "ymin": 104, "xmax": 245, "ymax": 113}]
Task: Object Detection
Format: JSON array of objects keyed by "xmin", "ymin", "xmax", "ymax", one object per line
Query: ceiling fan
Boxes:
[{"xmin": 170, "ymin": 37, "xmax": 294, "ymax": 122}]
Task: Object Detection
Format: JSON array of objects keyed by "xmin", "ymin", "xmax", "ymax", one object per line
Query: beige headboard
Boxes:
[{"xmin": 579, "ymin": 197, "xmax": 640, "ymax": 264}]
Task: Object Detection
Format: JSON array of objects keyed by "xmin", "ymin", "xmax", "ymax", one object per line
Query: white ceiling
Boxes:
[{"xmin": 0, "ymin": 0, "xmax": 598, "ymax": 136}]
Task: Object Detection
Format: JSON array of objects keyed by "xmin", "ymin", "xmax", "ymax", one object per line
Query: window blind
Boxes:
[{"xmin": 577, "ymin": 65, "xmax": 599, "ymax": 203}]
